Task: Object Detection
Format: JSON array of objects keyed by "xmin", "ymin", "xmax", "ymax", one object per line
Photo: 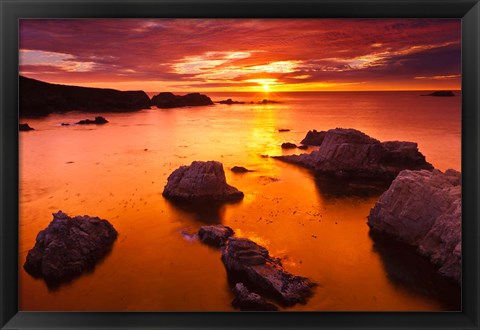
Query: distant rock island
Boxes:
[
  {"xmin": 422, "ymin": 91, "xmax": 455, "ymax": 97},
  {"xmin": 151, "ymin": 92, "xmax": 214, "ymax": 108},
  {"xmin": 217, "ymin": 99, "xmax": 245, "ymax": 105},
  {"xmin": 76, "ymin": 116, "xmax": 109, "ymax": 125},
  {"xmin": 20, "ymin": 76, "xmax": 151, "ymax": 117}
]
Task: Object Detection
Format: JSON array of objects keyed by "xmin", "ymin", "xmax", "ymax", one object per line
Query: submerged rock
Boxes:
[
  {"xmin": 221, "ymin": 237, "xmax": 315, "ymax": 306},
  {"xmin": 259, "ymin": 99, "xmax": 280, "ymax": 104},
  {"xmin": 274, "ymin": 128, "xmax": 433, "ymax": 181},
  {"xmin": 24, "ymin": 211, "xmax": 117, "ymax": 286},
  {"xmin": 152, "ymin": 92, "xmax": 214, "ymax": 108},
  {"xmin": 231, "ymin": 166, "xmax": 253, "ymax": 173},
  {"xmin": 300, "ymin": 129, "xmax": 326, "ymax": 146},
  {"xmin": 281, "ymin": 142, "xmax": 297, "ymax": 149},
  {"xmin": 232, "ymin": 283, "xmax": 278, "ymax": 311},
  {"xmin": 198, "ymin": 224, "xmax": 234, "ymax": 247},
  {"xmin": 19, "ymin": 123, "xmax": 34, "ymax": 131},
  {"xmin": 163, "ymin": 161, "xmax": 244, "ymax": 202},
  {"xmin": 368, "ymin": 169, "xmax": 461, "ymax": 283},
  {"xmin": 76, "ymin": 116, "xmax": 108, "ymax": 125},
  {"xmin": 422, "ymin": 91, "xmax": 455, "ymax": 97}
]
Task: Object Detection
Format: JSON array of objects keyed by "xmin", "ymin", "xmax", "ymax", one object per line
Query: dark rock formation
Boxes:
[
  {"xmin": 259, "ymin": 99, "xmax": 280, "ymax": 104},
  {"xmin": 300, "ymin": 129, "xmax": 326, "ymax": 146},
  {"xmin": 278, "ymin": 129, "xmax": 291, "ymax": 132},
  {"xmin": 151, "ymin": 92, "xmax": 214, "ymax": 108},
  {"xmin": 231, "ymin": 166, "xmax": 253, "ymax": 173},
  {"xmin": 19, "ymin": 75, "xmax": 151, "ymax": 117},
  {"xmin": 198, "ymin": 224, "xmax": 234, "ymax": 247},
  {"xmin": 297, "ymin": 145, "xmax": 308, "ymax": 150},
  {"xmin": 19, "ymin": 123, "xmax": 34, "ymax": 131},
  {"xmin": 163, "ymin": 161, "xmax": 244, "ymax": 202},
  {"xmin": 61, "ymin": 123, "xmax": 70, "ymax": 126},
  {"xmin": 76, "ymin": 116, "xmax": 109, "ymax": 125},
  {"xmin": 221, "ymin": 237, "xmax": 315, "ymax": 306},
  {"xmin": 281, "ymin": 142, "xmax": 297, "ymax": 149},
  {"xmin": 23, "ymin": 211, "xmax": 117, "ymax": 287},
  {"xmin": 368, "ymin": 169, "xmax": 461, "ymax": 283},
  {"xmin": 274, "ymin": 128, "xmax": 433, "ymax": 181},
  {"xmin": 232, "ymin": 283, "xmax": 278, "ymax": 311},
  {"xmin": 422, "ymin": 91, "xmax": 455, "ymax": 97},
  {"xmin": 218, "ymin": 99, "xmax": 245, "ymax": 105}
]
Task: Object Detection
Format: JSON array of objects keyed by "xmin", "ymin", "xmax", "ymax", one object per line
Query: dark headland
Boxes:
[{"xmin": 19, "ymin": 76, "xmax": 151, "ymax": 117}]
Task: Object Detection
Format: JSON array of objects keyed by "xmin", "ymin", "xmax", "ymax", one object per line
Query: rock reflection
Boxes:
[{"xmin": 369, "ymin": 230, "xmax": 461, "ymax": 310}]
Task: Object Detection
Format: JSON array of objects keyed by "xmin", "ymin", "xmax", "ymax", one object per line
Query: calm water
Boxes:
[{"xmin": 19, "ymin": 91, "xmax": 461, "ymax": 311}]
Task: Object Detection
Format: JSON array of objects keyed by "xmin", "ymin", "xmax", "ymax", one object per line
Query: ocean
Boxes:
[{"xmin": 19, "ymin": 91, "xmax": 461, "ymax": 311}]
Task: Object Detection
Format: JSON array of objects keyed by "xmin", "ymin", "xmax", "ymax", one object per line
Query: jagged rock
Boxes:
[
  {"xmin": 198, "ymin": 224, "xmax": 234, "ymax": 247},
  {"xmin": 76, "ymin": 116, "xmax": 108, "ymax": 125},
  {"xmin": 231, "ymin": 166, "xmax": 253, "ymax": 173},
  {"xmin": 218, "ymin": 99, "xmax": 245, "ymax": 105},
  {"xmin": 422, "ymin": 91, "xmax": 455, "ymax": 97},
  {"xmin": 221, "ymin": 237, "xmax": 315, "ymax": 306},
  {"xmin": 151, "ymin": 92, "xmax": 214, "ymax": 108},
  {"xmin": 368, "ymin": 169, "xmax": 461, "ymax": 283},
  {"xmin": 274, "ymin": 128, "xmax": 433, "ymax": 181},
  {"xmin": 281, "ymin": 142, "xmax": 297, "ymax": 149},
  {"xmin": 232, "ymin": 283, "xmax": 278, "ymax": 311},
  {"xmin": 163, "ymin": 161, "xmax": 244, "ymax": 202},
  {"xmin": 300, "ymin": 129, "xmax": 326, "ymax": 146},
  {"xmin": 19, "ymin": 75, "xmax": 151, "ymax": 117},
  {"xmin": 23, "ymin": 211, "xmax": 117, "ymax": 286},
  {"xmin": 19, "ymin": 123, "xmax": 34, "ymax": 131}
]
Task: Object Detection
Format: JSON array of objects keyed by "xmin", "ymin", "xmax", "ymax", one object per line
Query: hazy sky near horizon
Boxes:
[{"xmin": 19, "ymin": 19, "xmax": 461, "ymax": 92}]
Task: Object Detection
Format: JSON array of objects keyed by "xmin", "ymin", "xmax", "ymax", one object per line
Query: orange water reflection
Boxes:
[{"xmin": 19, "ymin": 92, "xmax": 460, "ymax": 311}]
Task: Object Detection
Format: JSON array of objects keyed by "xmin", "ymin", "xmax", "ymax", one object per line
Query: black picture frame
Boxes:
[{"xmin": 1, "ymin": 0, "xmax": 479, "ymax": 329}]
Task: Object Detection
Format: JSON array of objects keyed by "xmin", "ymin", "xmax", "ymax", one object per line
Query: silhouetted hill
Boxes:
[{"xmin": 19, "ymin": 76, "xmax": 151, "ymax": 117}]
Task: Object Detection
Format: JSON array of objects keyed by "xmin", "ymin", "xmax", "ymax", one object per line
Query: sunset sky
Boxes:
[{"xmin": 19, "ymin": 19, "xmax": 461, "ymax": 92}]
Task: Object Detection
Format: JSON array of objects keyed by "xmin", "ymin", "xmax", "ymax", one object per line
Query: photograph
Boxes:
[{"xmin": 18, "ymin": 18, "xmax": 461, "ymax": 312}]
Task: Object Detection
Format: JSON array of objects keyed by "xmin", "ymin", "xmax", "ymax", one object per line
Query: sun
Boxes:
[{"xmin": 263, "ymin": 84, "xmax": 270, "ymax": 91}]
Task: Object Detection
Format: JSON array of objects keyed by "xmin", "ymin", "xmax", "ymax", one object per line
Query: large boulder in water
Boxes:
[
  {"xmin": 274, "ymin": 128, "xmax": 433, "ymax": 181},
  {"xmin": 221, "ymin": 237, "xmax": 315, "ymax": 306},
  {"xmin": 24, "ymin": 211, "xmax": 117, "ymax": 286},
  {"xmin": 163, "ymin": 161, "xmax": 244, "ymax": 202},
  {"xmin": 368, "ymin": 169, "xmax": 461, "ymax": 283},
  {"xmin": 151, "ymin": 92, "xmax": 214, "ymax": 108}
]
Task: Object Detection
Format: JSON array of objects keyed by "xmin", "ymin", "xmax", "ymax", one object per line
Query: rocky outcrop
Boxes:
[
  {"xmin": 151, "ymin": 92, "xmax": 214, "ymax": 108},
  {"xmin": 232, "ymin": 283, "xmax": 278, "ymax": 311},
  {"xmin": 163, "ymin": 161, "xmax": 244, "ymax": 202},
  {"xmin": 24, "ymin": 211, "xmax": 117, "ymax": 286},
  {"xmin": 218, "ymin": 99, "xmax": 245, "ymax": 105},
  {"xmin": 274, "ymin": 128, "xmax": 433, "ymax": 181},
  {"xmin": 231, "ymin": 166, "xmax": 253, "ymax": 173},
  {"xmin": 300, "ymin": 129, "xmax": 326, "ymax": 146},
  {"xmin": 368, "ymin": 169, "xmax": 461, "ymax": 283},
  {"xmin": 422, "ymin": 91, "xmax": 455, "ymax": 97},
  {"xmin": 19, "ymin": 123, "xmax": 34, "ymax": 131},
  {"xmin": 198, "ymin": 224, "xmax": 234, "ymax": 247},
  {"xmin": 278, "ymin": 129, "xmax": 291, "ymax": 132},
  {"xmin": 221, "ymin": 237, "xmax": 315, "ymax": 306},
  {"xmin": 76, "ymin": 116, "xmax": 108, "ymax": 125},
  {"xmin": 19, "ymin": 76, "xmax": 151, "ymax": 117},
  {"xmin": 259, "ymin": 99, "xmax": 280, "ymax": 104},
  {"xmin": 281, "ymin": 142, "xmax": 297, "ymax": 149}
]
